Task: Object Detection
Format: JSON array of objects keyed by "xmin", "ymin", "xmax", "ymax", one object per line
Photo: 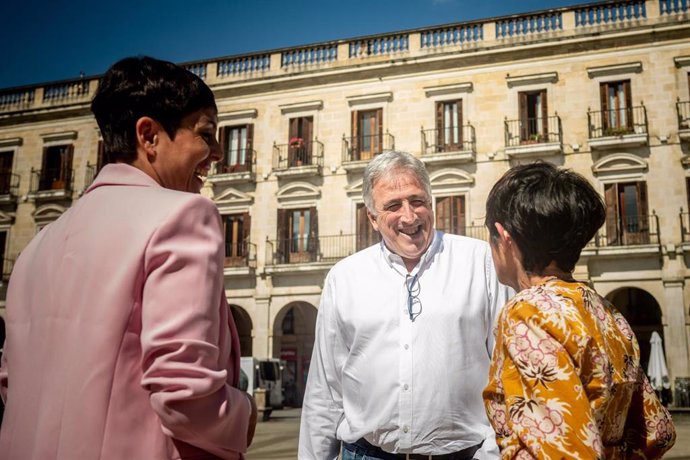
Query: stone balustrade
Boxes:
[{"xmin": 0, "ymin": 0, "xmax": 684, "ymax": 114}]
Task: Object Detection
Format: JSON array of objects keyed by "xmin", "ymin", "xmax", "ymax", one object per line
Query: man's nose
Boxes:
[{"xmin": 399, "ymin": 201, "xmax": 417, "ymax": 222}]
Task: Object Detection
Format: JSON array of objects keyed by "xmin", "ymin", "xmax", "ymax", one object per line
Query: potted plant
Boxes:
[{"xmin": 289, "ymin": 137, "xmax": 304, "ymax": 148}]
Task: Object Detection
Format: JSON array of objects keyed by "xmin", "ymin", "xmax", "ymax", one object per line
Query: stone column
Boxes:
[
  {"xmin": 253, "ymin": 295, "xmax": 272, "ymax": 360},
  {"xmin": 663, "ymin": 279, "xmax": 690, "ymax": 378}
]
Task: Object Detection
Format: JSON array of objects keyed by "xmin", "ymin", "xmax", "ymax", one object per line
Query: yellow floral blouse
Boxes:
[{"xmin": 483, "ymin": 278, "xmax": 676, "ymax": 459}]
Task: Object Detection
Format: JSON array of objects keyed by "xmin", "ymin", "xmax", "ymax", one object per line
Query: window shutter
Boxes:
[
  {"xmin": 519, "ymin": 92, "xmax": 528, "ymax": 141},
  {"xmin": 541, "ymin": 90, "xmax": 548, "ymax": 136},
  {"xmin": 304, "ymin": 117, "xmax": 313, "ymax": 162},
  {"xmin": 457, "ymin": 196, "xmax": 466, "ymax": 235},
  {"xmin": 309, "ymin": 206, "xmax": 318, "ymax": 261},
  {"xmin": 458, "ymin": 100, "xmax": 464, "ymax": 145},
  {"xmin": 242, "ymin": 212, "xmax": 251, "ymax": 256},
  {"xmin": 245, "ymin": 124, "xmax": 254, "ymax": 169},
  {"xmin": 376, "ymin": 108, "xmax": 383, "ymax": 153},
  {"xmin": 624, "ymin": 80, "xmax": 633, "ymax": 129},
  {"xmin": 351, "ymin": 111, "xmax": 359, "ymax": 161},
  {"xmin": 64, "ymin": 145, "xmax": 74, "ymax": 184},
  {"xmin": 637, "ymin": 181, "xmax": 649, "ymax": 242},
  {"xmin": 277, "ymin": 209, "xmax": 289, "ymax": 263},
  {"xmin": 435, "ymin": 101, "xmax": 444, "ymax": 150},
  {"xmin": 600, "ymin": 83, "xmax": 609, "ymax": 130},
  {"xmin": 686, "ymin": 177, "xmax": 690, "ymax": 212},
  {"xmin": 604, "ymin": 184, "xmax": 619, "ymax": 246},
  {"xmin": 289, "ymin": 118, "xmax": 299, "ymax": 139}
]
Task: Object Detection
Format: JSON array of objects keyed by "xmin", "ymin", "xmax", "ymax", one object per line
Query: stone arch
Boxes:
[
  {"xmin": 229, "ymin": 304, "xmax": 253, "ymax": 357},
  {"xmin": 272, "ymin": 301, "xmax": 318, "ymax": 407},
  {"xmin": 32, "ymin": 204, "xmax": 68, "ymax": 226},
  {"xmin": 591, "ymin": 153, "xmax": 648, "ymax": 179},
  {"xmin": 606, "ymin": 287, "xmax": 663, "ymax": 371}
]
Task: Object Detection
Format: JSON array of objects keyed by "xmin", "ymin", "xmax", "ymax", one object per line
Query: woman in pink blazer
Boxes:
[{"xmin": 0, "ymin": 56, "xmax": 257, "ymax": 459}]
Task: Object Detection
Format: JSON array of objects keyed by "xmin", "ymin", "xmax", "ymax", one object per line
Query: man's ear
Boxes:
[
  {"xmin": 135, "ymin": 117, "xmax": 160, "ymax": 159},
  {"xmin": 367, "ymin": 209, "xmax": 379, "ymax": 232}
]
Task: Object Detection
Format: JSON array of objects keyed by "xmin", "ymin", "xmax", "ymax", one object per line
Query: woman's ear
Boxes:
[
  {"xmin": 135, "ymin": 117, "xmax": 159, "ymax": 159},
  {"xmin": 494, "ymin": 222, "xmax": 512, "ymax": 245}
]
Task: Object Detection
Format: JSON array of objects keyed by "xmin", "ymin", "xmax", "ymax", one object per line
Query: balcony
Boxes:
[
  {"xmin": 587, "ymin": 106, "xmax": 648, "ymax": 149},
  {"xmin": 504, "ymin": 115, "xmax": 563, "ymax": 157},
  {"xmin": 264, "ymin": 233, "xmax": 358, "ymax": 273},
  {"xmin": 341, "ymin": 132, "xmax": 395, "ymax": 171},
  {"xmin": 0, "ymin": 171, "xmax": 20, "ymax": 205},
  {"xmin": 3, "ymin": 1, "xmax": 687, "ymax": 119},
  {"xmin": 676, "ymin": 100, "xmax": 690, "ymax": 142},
  {"xmin": 207, "ymin": 149, "xmax": 257, "ymax": 186},
  {"xmin": 29, "ymin": 168, "xmax": 73, "ymax": 201},
  {"xmin": 223, "ymin": 240, "xmax": 257, "ymax": 276},
  {"xmin": 420, "ymin": 125, "xmax": 476, "ymax": 164},
  {"xmin": 582, "ymin": 213, "xmax": 660, "ymax": 257},
  {"xmin": 272, "ymin": 140, "xmax": 323, "ymax": 178}
]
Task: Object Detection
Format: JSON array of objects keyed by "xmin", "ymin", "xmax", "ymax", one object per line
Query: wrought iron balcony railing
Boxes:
[
  {"xmin": 587, "ymin": 105, "xmax": 648, "ymax": 139},
  {"xmin": 342, "ymin": 132, "xmax": 395, "ymax": 163},
  {"xmin": 676, "ymin": 100, "xmax": 690, "ymax": 130},
  {"xmin": 265, "ymin": 233, "xmax": 358, "ymax": 266},
  {"xmin": 504, "ymin": 115, "xmax": 562, "ymax": 147},
  {"xmin": 30, "ymin": 168, "xmax": 74, "ymax": 194},
  {"xmin": 224, "ymin": 240, "xmax": 257, "ymax": 268},
  {"xmin": 211, "ymin": 148, "xmax": 257, "ymax": 175},
  {"xmin": 588, "ymin": 213, "xmax": 659, "ymax": 248},
  {"xmin": 421, "ymin": 125, "xmax": 476, "ymax": 155},
  {"xmin": 273, "ymin": 140, "xmax": 324, "ymax": 171}
]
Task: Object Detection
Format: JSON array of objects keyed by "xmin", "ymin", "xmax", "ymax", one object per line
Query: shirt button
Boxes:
[
  {"xmin": 404, "ymin": 344, "xmax": 409, "ymax": 350},
  {"xmin": 402, "ymin": 425, "xmax": 409, "ymax": 433},
  {"xmin": 403, "ymin": 384, "xmax": 409, "ymax": 390}
]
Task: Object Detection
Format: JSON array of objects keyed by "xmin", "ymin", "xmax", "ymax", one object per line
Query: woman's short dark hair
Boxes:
[
  {"xmin": 90, "ymin": 56, "xmax": 217, "ymax": 164},
  {"xmin": 485, "ymin": 162, "xmax": 606, "ymax": 274}
]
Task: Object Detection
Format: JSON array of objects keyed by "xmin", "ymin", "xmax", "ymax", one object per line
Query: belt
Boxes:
[{"xmin": 342, "ymin": 437, "xmax": 483, "ymax": 460}]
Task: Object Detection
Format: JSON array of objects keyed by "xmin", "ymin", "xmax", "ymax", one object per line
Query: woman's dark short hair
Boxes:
[
  {"xmin": 485, "ymin": 162, "xmax": 606, "ymax": 274},
  {"xmin": 90, "ymin": 56, "xmax": 217, "ymax": 164}
]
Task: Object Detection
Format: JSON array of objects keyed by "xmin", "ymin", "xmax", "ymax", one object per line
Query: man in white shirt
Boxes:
[{"xmin": 298, "ymin": 151, "xmax": 513, "ymax": 460}]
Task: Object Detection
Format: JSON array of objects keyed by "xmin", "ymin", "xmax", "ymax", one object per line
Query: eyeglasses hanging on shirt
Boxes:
[{"xmin": 405, "ymin": 274, "xmax": 422, "ymax": 322}]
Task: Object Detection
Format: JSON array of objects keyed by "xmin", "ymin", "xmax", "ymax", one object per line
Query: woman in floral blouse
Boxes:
[{"xmin": 482, "ymin": 162, "xmax": 676, "ymax": 459}]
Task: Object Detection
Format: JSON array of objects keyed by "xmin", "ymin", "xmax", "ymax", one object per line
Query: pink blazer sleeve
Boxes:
[{"xmin": 139, "ymin": 195, "xmax": 251, "ymax": 458}]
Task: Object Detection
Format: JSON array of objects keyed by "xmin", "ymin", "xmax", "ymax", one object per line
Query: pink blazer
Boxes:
[{"xmin": 0, "ymin": 163, "xmax": 250, "ymax": 459}]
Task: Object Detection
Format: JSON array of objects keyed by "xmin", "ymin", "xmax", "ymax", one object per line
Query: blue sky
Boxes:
[{"xmin": 1, "ymin": 0, "xmax": 582, "ymax": 89}]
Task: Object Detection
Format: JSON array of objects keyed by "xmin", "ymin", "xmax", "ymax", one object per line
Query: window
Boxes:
[
  {"xmin": 519, "ymin": 90, "xmax": 548, "ymax": 142},
  {"xmin": 288, "ymin": 117, "xmax": 313, "ymax": 167},
  {"xmin": 435, "ymin": 100, "xmax": 463, "ymax": 152},
  {"xmin": 604, "ymin": 182, "xmax": 649, "ymax": 245},
  {"xmin": 356, "ymin": 203, "xmax": 380, "ymax": 250},
  {"xmin": 600, "ymin": 80, "xmax": 632, "ymax": 134},
  {"xmin": 40, "ymin": 144, "xmax": 73, "ymax": 191},
  {"xmin": 223, "ymin": 213, "xmax": 251, "ymax": 267},
  {"xmin": 435, "ymin": 195, "xmax": 466, "ymax": 235},
  {"xmin": 277, "ymin": 207, "xmax": 318, "ymax": 263},
  {"xmin": 219, "ymin": 124, "xmax": 253, "ymax": 173},
  {"xmin": 0, "ymin": 151, "xmax": 14, "ymax": 195},
  {"xmin": 351, "ymin": 109, "xmax": 383, "ymax": 161}
]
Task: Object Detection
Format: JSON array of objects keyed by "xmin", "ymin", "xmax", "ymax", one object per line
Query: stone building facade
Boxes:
[{"xmin": 1, "ymin": 0, "xmax": 690, "ymax": 406}]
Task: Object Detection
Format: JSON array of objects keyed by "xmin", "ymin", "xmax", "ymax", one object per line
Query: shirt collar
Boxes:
[{"xmin": 379, "ymin": 230, "xmax": 443, "ymax": 276}]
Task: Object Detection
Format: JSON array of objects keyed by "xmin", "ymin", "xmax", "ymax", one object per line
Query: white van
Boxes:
[{"xmin": 239, "ymin": 357, "xmax": 284, "ymax": 409}]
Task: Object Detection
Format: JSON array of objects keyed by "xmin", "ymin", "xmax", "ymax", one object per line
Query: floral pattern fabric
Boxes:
[{"xmin": 483, "ymin": 278, "xmax": 676, "ymax": 459}]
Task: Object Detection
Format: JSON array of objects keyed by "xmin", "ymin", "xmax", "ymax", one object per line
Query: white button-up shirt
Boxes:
[{"xmin": 298, "ymin": 231, "xmax": 513, "ymax": 459}]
